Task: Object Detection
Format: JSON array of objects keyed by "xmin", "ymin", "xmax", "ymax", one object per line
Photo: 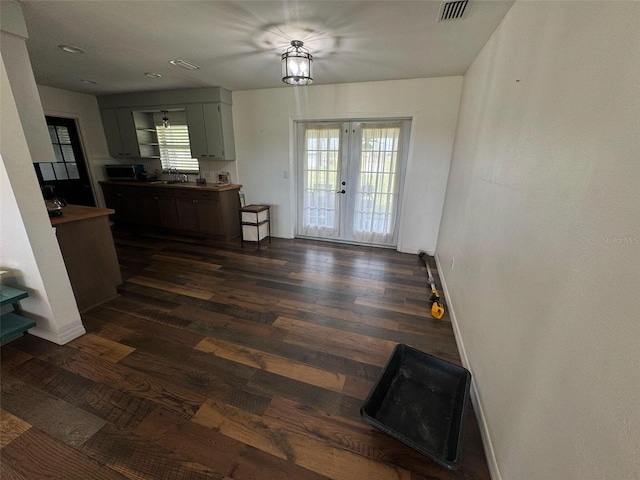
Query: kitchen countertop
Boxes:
[
  {"xmin": 50, "ymin": 204, "xmax": 115, "ymax": 226},
  {"xmin": 99, "ymin": 180, "xmax": 242, "ymax": 192}
]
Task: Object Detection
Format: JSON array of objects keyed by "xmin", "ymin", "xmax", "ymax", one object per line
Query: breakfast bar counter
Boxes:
[
  {"xmin": 52, "ymin": 205, "xmax": 122, "ymax": 312},
  {"xmin": 50, "ymin": 204, "xmax": 116, "ymax": 226}
]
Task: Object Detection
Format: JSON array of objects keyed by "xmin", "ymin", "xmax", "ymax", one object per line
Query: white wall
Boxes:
[
  {"xmin": 37, "ymin": 85, "xmax": 113, "ymax": 207},
  {"xmin": 1, "ymin": 52, "xmax": 85, "ymax": 345},
  {"xmin": 436, "ymin": 1, "xmax": 640, "ymax": 479},
  {"xmin": 232, "ymin": 77, "xmax": 463, "ymax": 252},
  {"xmin": 1, "ymin": 1, "xmax": 54, "ymax": 163}
]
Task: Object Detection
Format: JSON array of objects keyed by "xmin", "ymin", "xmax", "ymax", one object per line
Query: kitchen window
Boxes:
[{"xmin": 154, "ymin": 112, "xmax": 199, "ymax": 173}]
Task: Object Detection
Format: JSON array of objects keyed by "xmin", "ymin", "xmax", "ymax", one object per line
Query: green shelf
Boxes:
[
  {"xmin": 1, "ymin": 312, "xmax": 36, "ymax": 344},
  {"xmin": 0, "ymin": 285, "xmax": 28, "ymax": 306}
]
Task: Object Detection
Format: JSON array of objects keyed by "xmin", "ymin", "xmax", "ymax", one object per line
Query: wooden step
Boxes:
[
  {"xmin": 1, "ymin": 312, "xmax": 36, "ymax": 345},
  {"xmin": 0, "ymin": 286, "xmax": 29, "ymax": 306}
]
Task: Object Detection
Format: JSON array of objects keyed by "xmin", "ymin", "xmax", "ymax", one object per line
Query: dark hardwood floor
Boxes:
[{"xmin": 1, "ymin": 230, "xmax": 490, "ymax": 480}]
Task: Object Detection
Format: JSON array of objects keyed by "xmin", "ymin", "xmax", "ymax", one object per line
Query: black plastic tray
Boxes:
[{"xmin": 360, "ymin": 344, "xmax": 472, "ymax": 470}]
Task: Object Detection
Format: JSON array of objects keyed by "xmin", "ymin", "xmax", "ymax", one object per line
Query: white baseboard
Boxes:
[
  {"xmin": 434, "ymin": 253, "xmax": 502, "ymax": 480},
  {"xmin": 29, "ymin": 320, "xmax": 86, "ymax": 345}
]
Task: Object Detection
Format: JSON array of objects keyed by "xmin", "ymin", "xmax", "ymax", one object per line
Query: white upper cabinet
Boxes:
[
  {"xmin": 101, "ymin": 107, "xmax": 140, "ymax": 158},
  {"xmin": 186, "ymin": 103, "xmax": 235, "ymax": 160},
  {"xmin": 98, "ymin": 88, "xmax": 236, "ymax": 161},
  {"xmin": 219, "ymin": 103, "xmax": 236, "ymax": 161}
]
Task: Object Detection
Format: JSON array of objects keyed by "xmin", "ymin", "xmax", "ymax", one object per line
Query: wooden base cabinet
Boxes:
[
  {"xmin": 175, "ymin": 197, "xmax": 200, "ymax": 232},
  {"xmin": 158, "ymin": 195, "xmax": 180, "ymax": 230},
  {"xmin": 101, "ymin": 184, "xmax": 142, "ymax": 224},
  {"xmin": 198, "ymin": 200, "xmax": 223, "ymax": 235},
  {"xmin": 101, "ymin": 182, "xmax": 241, "ymax": 241},
  {"xmin": 139, "ymin": 194, "xmax": 162, "ymax": 227},
  {"xmin": 174, "ymin": 190, "xmax": 224, "ymax": 235}
]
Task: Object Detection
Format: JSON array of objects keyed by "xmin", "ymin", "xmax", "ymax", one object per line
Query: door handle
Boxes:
[{"xmin": 336, "ymin": 190, "xmax": 346, "ymax": 194}]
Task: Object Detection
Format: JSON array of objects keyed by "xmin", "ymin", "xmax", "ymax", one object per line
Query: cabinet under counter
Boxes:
[{"xmin": 100, "ymin": 181, "xmax": 242, "ymax": 241}]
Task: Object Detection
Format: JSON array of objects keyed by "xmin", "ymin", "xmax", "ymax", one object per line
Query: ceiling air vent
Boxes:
[{"xmin": 438, "ymin": 0, "xmax": 468, "ymax": 21}]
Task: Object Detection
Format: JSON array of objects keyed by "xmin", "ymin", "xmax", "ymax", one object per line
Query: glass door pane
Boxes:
[
  {"xmin": 299, "ymin": 124, "xmax": 343, "ymax": 238},
  {"xmin": 351, "ymin": 122, "xmax": 403, "ymax": 245}
]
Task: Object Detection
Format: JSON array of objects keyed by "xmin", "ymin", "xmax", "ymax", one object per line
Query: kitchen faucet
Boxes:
[{"xmin": 165, "ymin": 167, "xmax": 187, "ymax": 183}]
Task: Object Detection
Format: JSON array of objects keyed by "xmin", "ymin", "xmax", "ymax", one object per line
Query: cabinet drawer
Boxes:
[
  {"xmin": 112, "ymin": 186, "xmax": 141, "ymax": 197},
  {"xmin": 154, "ymin": 187, "xmax": 176, "ymax": 198},
  {"xmin": 174, "ymin": 189, "xmax": 200, "ymax": 199},
  {"xmin": 194, "ymin": 190, "xmax": 219, "ymax": 200},
  {"xmin": 174, "ymin": 189, "xmax": 219, "ymax": 200}
]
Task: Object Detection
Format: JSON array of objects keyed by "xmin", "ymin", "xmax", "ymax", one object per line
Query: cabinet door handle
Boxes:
[{"xmin": 336, "ymin": 190, "xmax": 346, "ymax": 194}]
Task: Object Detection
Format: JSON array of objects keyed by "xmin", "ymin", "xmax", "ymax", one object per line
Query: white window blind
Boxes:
[{"xmin": 156, "ymin": 125, "xmax": 199, "ymax": 172}]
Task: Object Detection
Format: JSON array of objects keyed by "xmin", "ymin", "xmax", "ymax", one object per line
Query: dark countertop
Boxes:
[
  {"xmin": 50, "ymin": 204, "xmax": 115, "ymax": 226},
  {"xmin": 99, "ymin": 180, "xmax": 242, "ymax": 192}
]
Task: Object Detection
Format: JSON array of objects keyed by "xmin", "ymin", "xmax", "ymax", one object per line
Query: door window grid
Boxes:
[
  {"xmin": 37, "ymin": 125, "xmax": 80, "ymax": 180},
  {"xmin": 301, "ymin": 126, "xmax": 341, "ymax": 237}
]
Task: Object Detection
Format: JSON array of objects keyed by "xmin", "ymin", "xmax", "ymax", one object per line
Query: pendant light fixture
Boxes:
[
  {"xmin": 161, "ymin": 111, "xmax": 170, "ymax": 128},
  {"xmin": 282, "ymin": 40, "xmax": 313, "ymax": 86}
]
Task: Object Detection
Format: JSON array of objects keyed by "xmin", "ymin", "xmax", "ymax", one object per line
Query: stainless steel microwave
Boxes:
[{"xmin": 105, "ymin": 164, "xmax": 145, "ymax": 180}]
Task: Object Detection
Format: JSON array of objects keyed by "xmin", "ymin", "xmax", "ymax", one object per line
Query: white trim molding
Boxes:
[
  {"xmin": 435, "ymin": 253, "xmax": 502, "ymax": 480},
  {"xmin": 29, "ymin": 320, "xmax": 86, "ymax": 345}
]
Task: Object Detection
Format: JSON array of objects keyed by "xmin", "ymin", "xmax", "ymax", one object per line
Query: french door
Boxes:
[{"xmin": 297, "ymin": 120, "xmax": 409, "ymax": 246}]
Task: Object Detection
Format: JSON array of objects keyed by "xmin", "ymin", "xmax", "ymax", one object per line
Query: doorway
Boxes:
[
  {"xmin": 34, "ymin": 116, "xmax": 95, "ymax": 206},
  {"xmin": 297, "ymin": 120, "xmax": 410, "ymax": 246}
]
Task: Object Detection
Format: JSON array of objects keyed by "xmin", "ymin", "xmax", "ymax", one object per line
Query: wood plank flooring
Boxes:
[{"xmin": 0, "ymin": 231, "xmax": 490, "ymax": 480}]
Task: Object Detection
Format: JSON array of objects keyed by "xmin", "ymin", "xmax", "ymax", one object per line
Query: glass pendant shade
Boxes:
[{"xmin": 282, "ymin": 40, "xmax": 313, "ymax": 86}]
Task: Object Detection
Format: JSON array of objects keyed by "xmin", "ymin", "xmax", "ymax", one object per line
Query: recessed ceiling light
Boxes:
[
  {"xmin": 58, "ymin": 45, "xmax": 86, "ymax": 54},
  {"xmin": 144, "ymin": 72, "xmax": 162, "ymax": 78},
  {"xmin": 81, "ymin": 79, "xmax": 98, "ymax": 84},
  {"xmin": 169, "ymin": 59, "xmax": 200, "ymax": 70}
]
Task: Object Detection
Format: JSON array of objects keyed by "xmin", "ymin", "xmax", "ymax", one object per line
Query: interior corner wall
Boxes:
[
  {"xmin": 232, "ymin": 77, "xmax": 463, "ymax": 252},
  {"xmin": 1, "ymin": 52, "xmax": 84, "ymax": 345},
  {"xmin": 436, "ymin": 1, "xmax": 640, "ymax": 479},
  {"xmin": 37, "ymin": 85, "xmax": 113, "ymax": 207}
]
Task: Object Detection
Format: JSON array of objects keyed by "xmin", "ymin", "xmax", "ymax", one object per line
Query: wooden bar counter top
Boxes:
[{"xmin": 50, "ymin": 204, "xmax": 115, "ymax": 226}]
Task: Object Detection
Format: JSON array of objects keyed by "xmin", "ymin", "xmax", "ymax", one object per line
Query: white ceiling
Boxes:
[{"xmin": 21, "ymin": 0, "xmax": 514, "ymax": 95}]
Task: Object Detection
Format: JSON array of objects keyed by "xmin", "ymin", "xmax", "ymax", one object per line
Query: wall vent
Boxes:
[{"xmin": 438, "ymin": 0, "xmax": 468, "ymax": 21}]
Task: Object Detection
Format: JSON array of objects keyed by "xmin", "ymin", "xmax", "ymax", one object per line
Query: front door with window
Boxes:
[
  {"xmin": 35, "ymin": 116, "xmax": 95, "ymax": 206},
  {"xmin": 297, "ymin": 120, "xmax": 409, "ymax": 246}
]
